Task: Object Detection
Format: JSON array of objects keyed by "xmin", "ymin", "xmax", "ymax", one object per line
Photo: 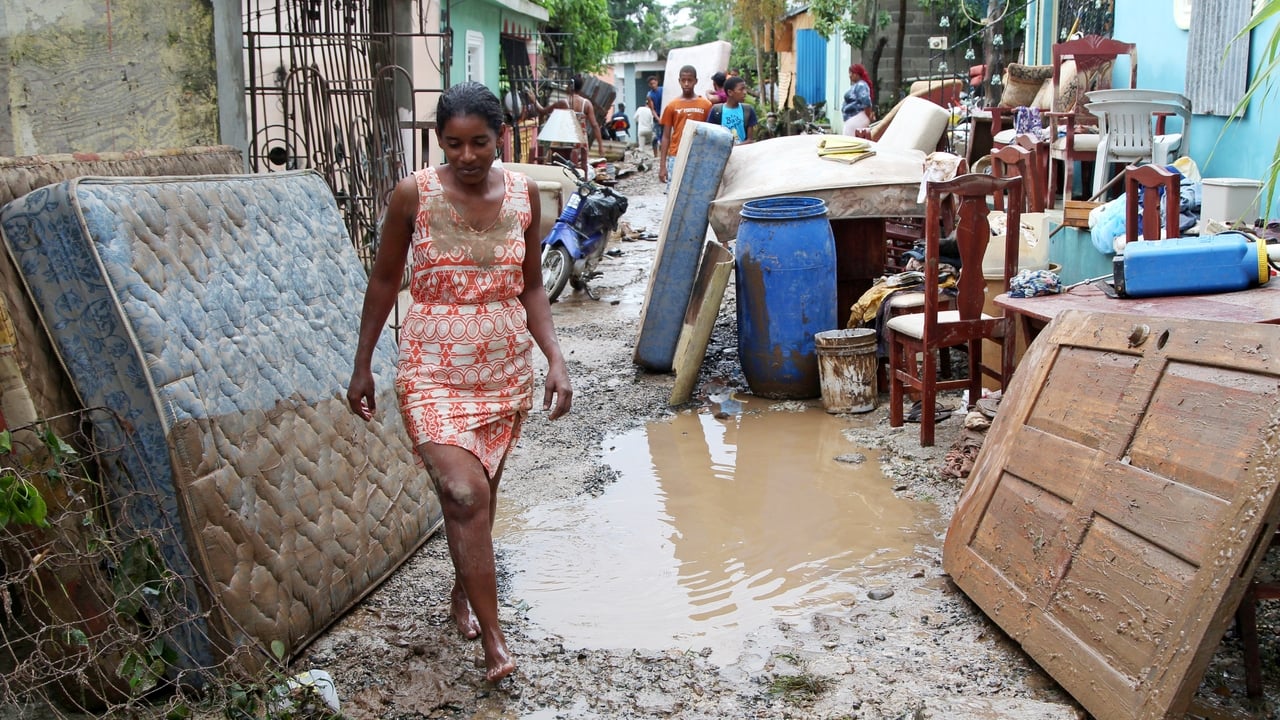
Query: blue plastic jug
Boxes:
[{"xmin": 1113, "ymin": 232, "xmax": 1271, "ymax": 298}]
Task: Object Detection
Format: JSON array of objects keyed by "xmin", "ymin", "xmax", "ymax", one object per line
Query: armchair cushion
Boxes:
[
  {"xmin": 1002, "ymin": 63, "xmax": 1053, "ymax": 108},
  {"xmin": 1054, "ymin": 59, "xmax": 1115, "ymax": 115}
]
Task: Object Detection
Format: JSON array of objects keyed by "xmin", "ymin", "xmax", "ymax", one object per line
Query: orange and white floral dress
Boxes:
[{"xmin": 395, "ymin": 166, "xmax": 534, "ymax": 478}]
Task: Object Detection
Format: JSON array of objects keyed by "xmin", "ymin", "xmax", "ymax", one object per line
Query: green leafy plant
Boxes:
[{"xmin": 1228, "ymin": 1, "xmax": 1280, "ymax": 215}]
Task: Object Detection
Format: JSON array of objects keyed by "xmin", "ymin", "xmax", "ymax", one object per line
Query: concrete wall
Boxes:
[{"xmin": 1, "ymin": 0, "xmax": 219, "ymax": 156}]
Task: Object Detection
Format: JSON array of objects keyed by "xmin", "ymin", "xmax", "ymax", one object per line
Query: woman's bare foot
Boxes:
[
  {"xmin": 451, "ymin": 583, "xmax": 480, "ymax": 640},
  {"xmin": 481, "ymin": 631, "xmax": 516, "ymax": 682}
]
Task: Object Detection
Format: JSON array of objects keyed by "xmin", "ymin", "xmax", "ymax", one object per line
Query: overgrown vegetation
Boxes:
[
  {"xmin": 0, "ymin": 412, "xmax": 334, "ymax": 719},
  {"xmin": 1230, "ymin": 0, "xmax": 1280, "ymax": 214},
  {"xmin": 544, "ymin": 0, "xmax": 618, "ymax": 72}
]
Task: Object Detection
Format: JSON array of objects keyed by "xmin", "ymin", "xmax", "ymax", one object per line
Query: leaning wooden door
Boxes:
[{"xmin": 944, "ymin": 309, "xmax": 1280, "ymax": 720}]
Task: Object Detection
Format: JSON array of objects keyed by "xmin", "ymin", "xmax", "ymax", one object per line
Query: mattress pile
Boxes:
[{"xmin": 0, "ymin": 171, "xmax": 440, "ymax": 667}]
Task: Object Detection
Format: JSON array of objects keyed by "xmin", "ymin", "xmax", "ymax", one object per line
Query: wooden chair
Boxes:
[
  {"xmin": 989, "ymin": 143, "xmax": 1043, "ymax": 213},
  {"xmin": 1238, "ymin": 540, "xmax": 1280, "ymax": 698},
  {"xmin": 886, "ymin": 174, "xmax": 1024, "ymax": 446},
  {"xmin": 1046, "ymin": 36, "xmax": 1139, "ymax": 207},
  {"xmin": 1014, "ymin": 134, "xmax": 1050, "ymax": 212},
  {"xmin": 1124, "ymin": 164, "xmax": 1181, "ymax": 243}
]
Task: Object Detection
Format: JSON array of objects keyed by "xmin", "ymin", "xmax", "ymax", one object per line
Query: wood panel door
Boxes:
[{"xmin": 944, "ymin": 310, "xmax": 1280, "ymax": 720}]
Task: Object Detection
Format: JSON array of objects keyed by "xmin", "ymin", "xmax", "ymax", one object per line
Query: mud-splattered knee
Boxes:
[{"xmin": 419, "ymin": 450, "xmax": 487, "ymax": 511}]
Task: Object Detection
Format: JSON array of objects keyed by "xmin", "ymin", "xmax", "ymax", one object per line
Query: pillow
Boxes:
[
  {"xmin": 1000, "ymin": 63, "xmax": 1052, "ymax": 108},
  {"xmin": 1054, "ymin": 59, "xmax": 1115, "ymax": 115}
]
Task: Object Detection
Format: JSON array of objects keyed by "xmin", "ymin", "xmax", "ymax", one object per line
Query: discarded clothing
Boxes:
[{"xmin": 1007, "ymin": 268, "xmax": 1062, "ymax": 298}]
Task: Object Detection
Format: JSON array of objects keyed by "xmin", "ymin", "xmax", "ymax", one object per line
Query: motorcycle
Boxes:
[{"xmin": 540, "ymin": 156, "xmax": 629, "ymax": 302}]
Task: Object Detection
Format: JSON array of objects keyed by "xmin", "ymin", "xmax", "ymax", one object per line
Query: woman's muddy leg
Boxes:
[{"xmin": 419, "ymin": 443, "xmax": 515, "ymax": 681}]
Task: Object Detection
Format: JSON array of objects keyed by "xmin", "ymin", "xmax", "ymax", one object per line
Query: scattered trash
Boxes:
[{"xmin": 270, "ymin": 669, "xmax": 340, "ymax": 715}]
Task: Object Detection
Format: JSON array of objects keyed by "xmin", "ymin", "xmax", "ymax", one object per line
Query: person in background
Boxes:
[
  {"xmin": 348, "ymin": 81, "xmax": 572, "ymax": 684},
  {"xmin": 525, "ymin": 74, "xmax": 606, "ymax": 157},
  {"xmin": 634, "ymin": 102, "xmax": 656, "ymax": 157},
  {"xmin": 842, "ymin": 63, "xmax": 875, "ymax": 136},
  {"xmin": 705, "ymin": 71, "xmax": 728, "ymax": 104},
  {"xmin": 609, "ymin": 102, "xmax": 631, "ymax": 142},
  {"xmin": 657, "ymin": 65, "xmax": 713, "ymax": 185},
  {"xmin": 645, "ymin": 75, "xmax": 664, "ymax": 154},
  {"xmin": 707, "ymin": 75, "xmax": 757, "ymax": 144}
]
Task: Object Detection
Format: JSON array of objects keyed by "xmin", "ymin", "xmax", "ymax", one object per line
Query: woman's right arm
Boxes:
[{"xmin": 347, "ymin": 174, "xmax": 416, "ymax": 420}]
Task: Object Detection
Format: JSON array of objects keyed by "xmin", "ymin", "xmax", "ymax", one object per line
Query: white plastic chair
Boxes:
[
  {"xmin": 1086, "ymin": 88, "xmax": 1191, "ymax": 168},
  {"xmin": 1086, "ymin": 100, "xmax": 1172, "ymax": 198}
]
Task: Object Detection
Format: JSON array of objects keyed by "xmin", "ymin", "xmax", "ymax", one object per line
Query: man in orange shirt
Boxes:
[{"xmin": 657, "ymin": 65, "xmax": 713, "ymax": 185}]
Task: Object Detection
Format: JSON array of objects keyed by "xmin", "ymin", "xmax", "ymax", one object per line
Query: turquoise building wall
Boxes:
[
  {"xmin": 1112, "ymin": 4, "xmax": 1278, "ymax": 184},
  {"xmin": 448, "ymin": 1, "xmax": 503, "ymax": 89}
]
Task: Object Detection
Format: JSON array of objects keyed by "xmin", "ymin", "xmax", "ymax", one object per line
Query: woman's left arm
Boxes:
[{"xmin": 516, "ymin": 182, "xmax": 573, "ymax": 419}]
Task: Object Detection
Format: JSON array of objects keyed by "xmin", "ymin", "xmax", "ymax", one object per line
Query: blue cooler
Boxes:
[{"xmin": 1114, "ymin": 232, "xmax": 1271, "ymax": 297}]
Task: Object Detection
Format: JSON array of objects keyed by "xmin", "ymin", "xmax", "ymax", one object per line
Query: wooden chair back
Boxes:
[
  {"xmin": 1014, "ymin": 134, "xmax": 1050, "ymax": 211},
  {"xmin": 1124, "ymin": 164, "xmax": 1181, "ymax": 242},
  {"xmin": 989, "ymin": 143, "xmax": 1044, "ymax": 212},
  {"xmin": 1051, "ymin": 35, "xmax": 1139, "ymax": 122},
  {"xmin": 885, "ymin": 172, "xmax": 1024, "ymax": 446}
]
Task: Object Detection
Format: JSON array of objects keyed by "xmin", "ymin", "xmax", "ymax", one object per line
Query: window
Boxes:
[{"xmin": 466, "ymin": 31, "xmax": 485, "ymax": 83}]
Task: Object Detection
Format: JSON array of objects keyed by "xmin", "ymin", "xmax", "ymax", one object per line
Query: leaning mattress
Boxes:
[
  {"xmin": 0, "ymin": 171, "xmax": 441, "ymax": 668},
  {"xmin": 633, "ymin": 121, "xmax": 734, "ymax": 372}
]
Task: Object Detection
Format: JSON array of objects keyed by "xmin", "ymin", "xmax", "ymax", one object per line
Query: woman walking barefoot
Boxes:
[{"xmin": 348, "ymin": 82, "xmax": 573, "ymax": 683}]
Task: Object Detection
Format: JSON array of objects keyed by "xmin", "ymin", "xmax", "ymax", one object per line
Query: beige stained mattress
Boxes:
[{"xmin": 0, "ymin": 169, "xmax": 440, "ymax": 667}]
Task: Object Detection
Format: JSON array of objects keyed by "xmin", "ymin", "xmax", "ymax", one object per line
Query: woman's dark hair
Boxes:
[
  {"xmin": 436, "ymin": 81, "xmax": 505, "ymax": 137},
  {"xmin": 572, "ymin": 75, "xmax": 586, "ymax": 93},
  {"xmin": 711, "ymin": 71, "xmax": 726, "ymax": 88}
]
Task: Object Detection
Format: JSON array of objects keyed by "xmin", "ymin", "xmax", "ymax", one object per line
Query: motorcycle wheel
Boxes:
[{"xmin": 542, "ymin": 244, "xmax": 573, "ymax": 302}]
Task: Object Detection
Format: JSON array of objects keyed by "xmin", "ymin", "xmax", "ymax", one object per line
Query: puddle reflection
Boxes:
[{"xmin": 501, "ymin": 397, "xmax": 938, "ymax": 660}]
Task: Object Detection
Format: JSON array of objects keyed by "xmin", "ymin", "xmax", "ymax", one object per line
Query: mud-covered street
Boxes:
[{"xmin": 298, "ymin": 165, "xmax": 1279, "ymax": 720}]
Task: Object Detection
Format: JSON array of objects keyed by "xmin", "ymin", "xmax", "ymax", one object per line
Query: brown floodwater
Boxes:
[{"xmin": 498, "ymin": 396, "xmax": 939, "ymax": 662}]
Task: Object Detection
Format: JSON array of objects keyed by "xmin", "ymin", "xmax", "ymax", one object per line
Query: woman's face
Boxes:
[{"xmin": 438, "ymin": 113, "xmax": 497, "ymax": 185}]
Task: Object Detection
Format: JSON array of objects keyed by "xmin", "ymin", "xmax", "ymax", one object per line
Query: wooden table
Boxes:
[{"xmin": 996, "ymin": 282, "xmax": 1280, "ymax": 360}]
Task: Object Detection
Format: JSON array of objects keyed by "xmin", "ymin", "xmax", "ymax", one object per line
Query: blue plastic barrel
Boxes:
[{"xmin": 735, "ymin": 197, "xmax": 838, "ymax": 399}]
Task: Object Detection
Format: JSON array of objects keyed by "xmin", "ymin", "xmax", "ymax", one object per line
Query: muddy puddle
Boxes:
[{"xmin": 498, "ymin": 396, "xmax": 940, "ymax": 663}]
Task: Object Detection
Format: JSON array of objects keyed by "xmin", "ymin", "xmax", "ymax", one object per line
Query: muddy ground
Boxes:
[{"xmin": 298, "ymin": 164, "xmax": 1280, "ymax": 720}]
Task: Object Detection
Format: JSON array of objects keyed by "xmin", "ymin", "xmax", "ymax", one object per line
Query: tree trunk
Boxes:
[
  {"xmin": 870, "ymin": 36, "xmax": 887, "ymax": 106},
  {"xmin": 982, "ymin": 0, "xmax": 1001, "ymax": 101},
  {"xmin": 893, "ymin": 0, "xmax": 906, "ymax": 98}
]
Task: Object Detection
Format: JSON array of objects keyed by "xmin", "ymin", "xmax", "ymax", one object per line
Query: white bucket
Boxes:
[{"xmin": 1201, "ymin": 177, "xmax": 1262, "ymax": 232}]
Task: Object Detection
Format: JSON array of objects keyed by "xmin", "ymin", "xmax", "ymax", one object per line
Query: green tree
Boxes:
[
  {"xmin": 545, "ymin": 0, "xmax": 619, "ymax": 72},
  {"xmin": 609, "ymin": 0, "xmax": 668, "ymax": 51},
  {"xmin": 674, "ymin": 0, "xmax": 733, "ymax": 45},
  {"xmin": 729, "ymin": 0, "xmax": 785, "ymax": 106},
  {"xmin": 1231, "ymin": 0, "xmax": 1279, "ymax": 214}
]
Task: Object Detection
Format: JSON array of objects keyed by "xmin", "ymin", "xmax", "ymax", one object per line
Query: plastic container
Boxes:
[
  {"xmin": 735, "ymin": 197, "xmax": 837, "ymax": 399},
  {"xmin": 1114, "ymin": 232, "xmax": 1270, "ymax": 298},
  {"xmin": 814, "ymin": 328, "xmax": 878, "ymax": 413},
  {"xmin": 982, "ymin": 211, "xmax": 1051, "ymax": 276},
  {"xmin": 1201, "ymin": 178, "xmax": 1263, "ymax": 230}
]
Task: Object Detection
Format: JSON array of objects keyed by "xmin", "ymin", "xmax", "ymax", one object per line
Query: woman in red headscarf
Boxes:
[{"xmin": 841, "ymin": 63, "xmax": 874, "ymax": 135}]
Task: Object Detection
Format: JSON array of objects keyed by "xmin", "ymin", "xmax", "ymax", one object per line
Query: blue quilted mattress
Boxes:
[
  {"xmin": 634, "ymin": 121, "xmax": 735, "ymax": 372},
  {"xmin": 0, "ymin": 171, "xmax": 441, "ymax": 668}
]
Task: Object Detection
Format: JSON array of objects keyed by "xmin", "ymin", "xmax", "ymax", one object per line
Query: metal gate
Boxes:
[{"xmin": 243, "ymin": 0, "xmax": 449, "ymax": 270}]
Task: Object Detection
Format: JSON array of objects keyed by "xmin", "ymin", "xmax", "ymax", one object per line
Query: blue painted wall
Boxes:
[
  {"xmin": 1111, "ymin": 5, "xmax": 1277, "ymax": 184},
  {"xmin": 796, "ymin": 29, "xmax": 827, "ymax": 106}
]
